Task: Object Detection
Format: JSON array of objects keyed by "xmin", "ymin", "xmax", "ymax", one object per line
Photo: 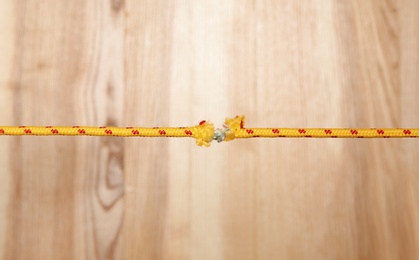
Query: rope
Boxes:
[{"xmin": 0, "ymin": 116, "xmax": 418, "ymax": 147}]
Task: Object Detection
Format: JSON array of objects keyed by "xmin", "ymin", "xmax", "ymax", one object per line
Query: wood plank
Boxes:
[
  {"xmin": 0, "ymin": 1, "xmax": 15, "ymax": 257},
  {"xmin": 0, "ymin": 0, "xmax": 418, "ymax": 259}
]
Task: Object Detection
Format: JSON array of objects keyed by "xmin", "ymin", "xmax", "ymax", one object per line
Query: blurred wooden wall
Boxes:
[{"xmin": 0, "ymin": 0, "xmax": 419, "ymax": 259}]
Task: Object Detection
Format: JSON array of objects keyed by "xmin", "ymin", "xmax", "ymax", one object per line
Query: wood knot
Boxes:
[{"xmin": 111, "ymin": 0, "xmax": 125, "ymax": 13}]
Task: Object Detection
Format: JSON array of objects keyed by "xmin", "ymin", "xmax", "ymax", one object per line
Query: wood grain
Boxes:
[
  {"xmin": 0, "ymin": 0, "xmax": 418, "ymax": 259},
  {"xmin": 0, "ymin": 1, "xmax": 14, "ymax": 257}
]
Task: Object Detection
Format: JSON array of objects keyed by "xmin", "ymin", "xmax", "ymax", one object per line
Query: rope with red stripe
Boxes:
[{"xmin": 0, "ymin": 116, "xmax": 418, "ymax": 147}]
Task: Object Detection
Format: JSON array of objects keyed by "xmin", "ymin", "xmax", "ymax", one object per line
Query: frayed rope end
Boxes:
[
  {"xmin": 193, "ymin": 120, "xmax": 215, "ymax": 147},
  {"xmin": 194, "ymin": 116, "xmax": 245, "ymax": 147},
  {"xmin": 213, "ymin": 115, "xmax": 245, "ymax": 144}
]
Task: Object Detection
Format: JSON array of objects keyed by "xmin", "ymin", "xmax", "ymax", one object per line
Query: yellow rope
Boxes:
[
  {"xmin": 0, "ymin": 121, "xmax": 214, "ymax": 147},
  {"xmin": 0, "ymin": 116, "xmax": 418, "ymax": 147},
  {"xmin": 222, "ymin": 116, "xmax": 419, "ymax": 139}
]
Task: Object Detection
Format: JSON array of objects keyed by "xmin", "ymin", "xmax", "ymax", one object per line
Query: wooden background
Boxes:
[{"xmin": 0, "ymin": 0, "xmax": 419, "ymax": 259}]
